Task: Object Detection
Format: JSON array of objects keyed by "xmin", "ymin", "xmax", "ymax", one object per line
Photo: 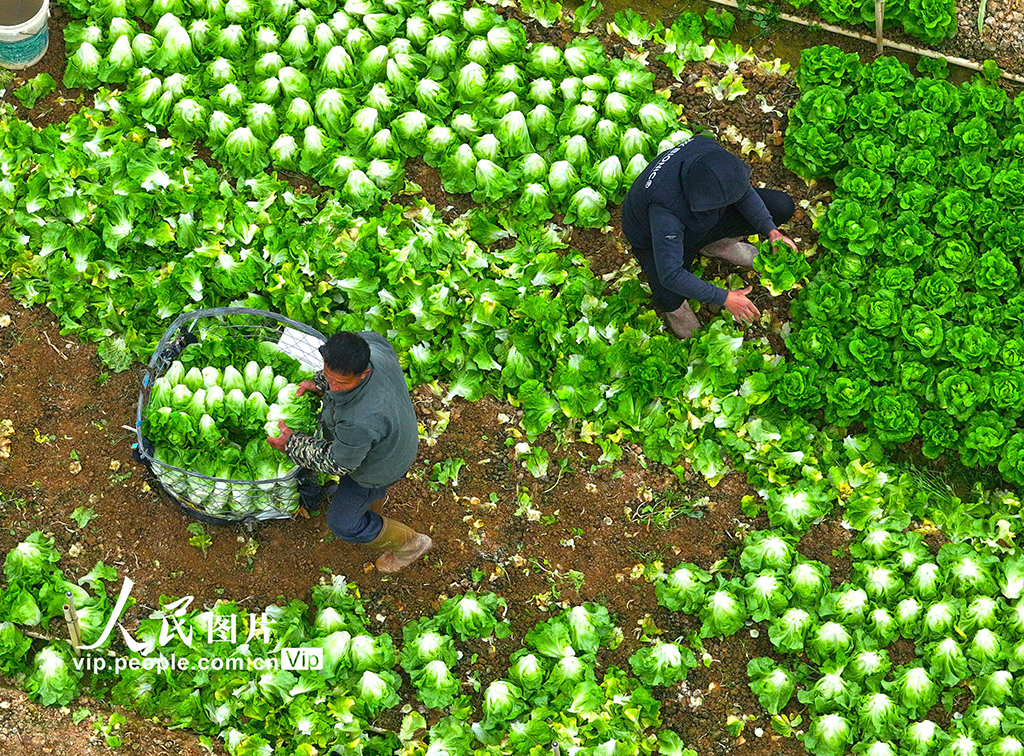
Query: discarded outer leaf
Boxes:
[
  {"xmin": 0, "ymin": 419, "xmax": 12, "ymax": 460},
  {"xmin": 71, "ymin": 507, "xmax": 98, "ymax": 527}
]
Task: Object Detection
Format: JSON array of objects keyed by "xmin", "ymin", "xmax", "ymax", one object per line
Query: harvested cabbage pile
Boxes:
[{"xmin": 143, "ymin": 339, "xmax": 319, "ymax": 515}]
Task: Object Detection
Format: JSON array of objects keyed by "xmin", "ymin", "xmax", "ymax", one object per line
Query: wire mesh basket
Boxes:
[{"xmin": 134, "ymin": 307, "xmax": 326, "ymax": 525}]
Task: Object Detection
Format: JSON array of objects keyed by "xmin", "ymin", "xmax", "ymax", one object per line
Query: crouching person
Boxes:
[{"xmin": 267, "ymin": 330, "xmax": 431, "ymax": 573}]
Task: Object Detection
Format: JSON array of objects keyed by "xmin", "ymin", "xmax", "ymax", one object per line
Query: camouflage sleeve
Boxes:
[
  {"xmin": 284, "ymin": 433, "xmax": 352, "ymax": 477},
  {"xmin": 312, "ymin": 370, "xmax": 329, "ymax": 394}
]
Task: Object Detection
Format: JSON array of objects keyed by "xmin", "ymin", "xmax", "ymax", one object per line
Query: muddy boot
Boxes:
[
  {"xmin": 700, "ymin": 236, "xmax": 758, "ymax": 267},
  {"xmin": 662, "ymin": 302, "xmax": 701, "ymax": 340},
  {"xmin": 369, "ymin": 496, "xmax": 387, "ymax": 515},
  {"xmin": 367, "ymin": 517, "xmax": 433, "ymax": 573}
]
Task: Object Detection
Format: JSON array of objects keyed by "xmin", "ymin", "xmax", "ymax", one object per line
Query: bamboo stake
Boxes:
[
  {"xmin": 874, "ymin": 0, "xmax": 885, "ymax": 54},
  {"xmin": 704, "ymin": 0, "xmax": 1024, "ymax": 85},
  {"xmin": 22, "ymin": 629, "xmax": 118, "ymax": 657},
  {"xmin": 63, "ymin": 590, "xmax": 82, "ymax": 658}
]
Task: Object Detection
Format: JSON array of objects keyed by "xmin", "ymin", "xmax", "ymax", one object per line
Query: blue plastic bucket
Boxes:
[{"xmin": 0, "ymin": 0, "xmax": 50, "ymax": 70}]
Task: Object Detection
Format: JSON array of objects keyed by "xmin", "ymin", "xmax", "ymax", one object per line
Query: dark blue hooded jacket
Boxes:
[{"xmin": 622, "ymin": 137, "xmax": 776, "ymax": 305}]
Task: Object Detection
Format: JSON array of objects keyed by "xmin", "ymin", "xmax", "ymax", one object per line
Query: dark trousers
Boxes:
[
  {"xmin": 629, "ymin": 188, "xmax": 795, "ymax": 312},
  {"xmin": 326, "ymin": 476, "xmax": 386, "ymax": 543},
  {"xmin": 299, "ymin": 473, "xmax": 387, "ymax": 543}
]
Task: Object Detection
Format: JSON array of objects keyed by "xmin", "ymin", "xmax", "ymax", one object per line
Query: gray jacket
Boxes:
[{"xmin": 285, "ymin": 332, "xmax": 419, "ymax": 488}]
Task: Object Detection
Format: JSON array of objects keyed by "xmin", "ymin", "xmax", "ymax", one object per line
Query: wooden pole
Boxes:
[
  {"xmin": 703, "ymin": 0, "xmax": 1024, "ymax": 85},
  {"xmin": 63, "ymin": 590, "xmax": 82, "ymax": 657},
  {"xmin": 874, "ymin": 0, "xmax": 885, "ymax": 54}
]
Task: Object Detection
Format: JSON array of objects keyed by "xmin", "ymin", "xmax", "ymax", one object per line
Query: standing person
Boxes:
[
  {"xmin": 267, "ymin": 331, "xmax": 431, "ymax": 573},
  {"xmin": 621, "ymin": 136, "xmax": 798, "ymax": 339}
]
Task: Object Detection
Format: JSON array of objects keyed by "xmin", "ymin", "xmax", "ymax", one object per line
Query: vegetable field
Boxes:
[{"xmin": 2, "ymin": 0, "xmax": 1024, "ymax": 755}]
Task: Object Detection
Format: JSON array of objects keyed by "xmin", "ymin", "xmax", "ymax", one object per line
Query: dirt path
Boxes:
[{"xmin": 0, "ymin": 684, "xmax": 225, "ymax": 755}]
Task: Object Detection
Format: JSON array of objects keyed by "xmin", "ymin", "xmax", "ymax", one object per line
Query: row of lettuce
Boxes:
[
  {"xmin": 53, "ymin": 0, "xmax": 721, "ymax": 227},
  {"xmin": 785, "ymin": 0, "xmax": 955, "ymax": 45},
  {"xmin": 652, "ymin": 508, "xmax": 1024, "ymax": 756},
  {"xmin": 0, "ymin": 530, "xmax": 697, "ymax": 755},
  {"xmin": 5, "ymin": 450, "xmax": 1024, "ymax": 755},
  {"xmin": 779, "ymin": 46, "xmax": 1024, "ymax": 489}
]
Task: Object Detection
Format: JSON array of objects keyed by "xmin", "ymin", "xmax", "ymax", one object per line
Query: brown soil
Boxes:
[
  {"xmin": 976, "ymin": 0, "xmax": 1024, "ymax": 66},
  {"xmin": 0, "ymin": 684, "xmax": 225, "ymax": 755},
  {"xmin": 1, "ymin": 3, "xmax": 84, "ymax": 126}
]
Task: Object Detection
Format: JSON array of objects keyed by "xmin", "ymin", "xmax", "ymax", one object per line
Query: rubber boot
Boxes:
[
  {"xmin": 662, "ymin": 302, "xmax": 701, "ymax": 340},
  {"xmin": 700, "ymin": 236, "xmax": 758, "ymax": 267},
  {"xmin": 366, "ymin": 517, "xmax": 433, "ymax": 573}
]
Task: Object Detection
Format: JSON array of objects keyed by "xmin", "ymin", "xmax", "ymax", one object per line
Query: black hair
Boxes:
[{"xmin": 320, "ymin": 332, "xmax": 370, "ymax": 375}]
